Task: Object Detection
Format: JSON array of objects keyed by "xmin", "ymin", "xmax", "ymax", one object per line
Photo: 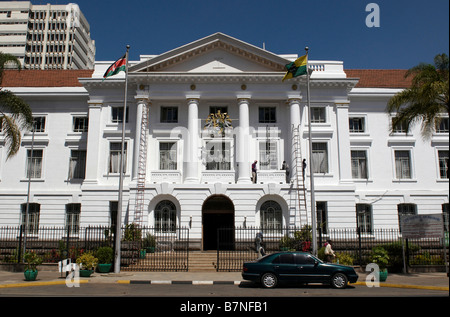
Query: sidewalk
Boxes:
[{"xmin": 0, "ymin": 268, "xmax": 448, "ymax": 291}]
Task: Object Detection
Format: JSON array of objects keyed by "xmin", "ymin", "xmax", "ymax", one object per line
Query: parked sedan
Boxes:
[{"xmin": 242, "ymin": 251, "xmax": 358, "ymax": 289}]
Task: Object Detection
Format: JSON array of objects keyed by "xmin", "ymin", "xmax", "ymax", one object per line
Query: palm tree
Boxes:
[
  {"xmin": 0, "ymin": 52, "xmax": 33, "ymax": 159},
  {"xmin": 387, "ymin": 53, "xmax": 449, "ymax": 138}
]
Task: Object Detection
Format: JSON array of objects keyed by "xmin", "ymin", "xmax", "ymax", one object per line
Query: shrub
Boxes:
[
  {"xmin": 76, "ymin": 251, "xmax": 98, "ymax": 270},
  {"xmin": 96, "ymin": 246, "xmax": 114, "ymax": 264}
]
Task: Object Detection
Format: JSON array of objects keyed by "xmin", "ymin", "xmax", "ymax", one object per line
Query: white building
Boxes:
[
  {"xmin": 0, "ymin": 33, "xmax": 448, "ymax": 250},
  {"xmin": 0, "ymin": 1, "xmax": 95, "ymax": 70}
]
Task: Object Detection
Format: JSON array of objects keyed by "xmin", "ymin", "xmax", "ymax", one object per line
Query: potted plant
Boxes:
[
  {"xmin": 369, "ymin": 246, "xmax": 390, "ymax": 281},
  {"xmin": 95, "ymin": 246, "xmax": 113, "ymax": 273},
  {"xmin": 143, "ymin": 233, "xmax": 156, "ymax": 253},
  {"xmin": 23, "ymin": 251, "xmax": 43, "ymax": 281},
  {"xmin": 76, "ymin": 251, "xmax": 98, "ymax": 277}
]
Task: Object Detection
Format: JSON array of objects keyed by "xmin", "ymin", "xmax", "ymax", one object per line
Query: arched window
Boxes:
[
  {"xmin": 260, "ymin": 200, "xmax": 282, "ymax": 231},
  {"xmin": 155, "ymin": 200, "xmax": 177, "ymax": 233}
]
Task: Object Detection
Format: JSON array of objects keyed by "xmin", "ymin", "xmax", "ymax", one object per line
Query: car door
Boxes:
[
  {"xmin": 294, "ymin": 253, "xmax": 322, "ymax": 283},
  {"xmin": 272, "ymin": 253, "xmax": 301, "ymax": 282}
]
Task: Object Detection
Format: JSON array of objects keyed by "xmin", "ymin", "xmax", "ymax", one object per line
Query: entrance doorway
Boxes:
[{"xmin": 202, "ymin": 195, "xmax": 234, "ymax": 250}]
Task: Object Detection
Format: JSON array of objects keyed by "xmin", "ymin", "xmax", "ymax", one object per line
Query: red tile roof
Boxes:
[
  {"xmin": 1, "ymin": 70, "xmax": 94, "ymax": 87},
  {"xmin": 1, "ymin": 69, "xmax": 412, "ymax": 89},
  {"xmin": 345, "ymin": 69, "xmax": 412, "ymax": 88}
]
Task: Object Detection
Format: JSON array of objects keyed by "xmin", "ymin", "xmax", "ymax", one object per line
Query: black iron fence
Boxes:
[
  {"xmin": 217, "ymin": 227, "xmax": 449, "ymax": 272},
  {"xmin": 0, "ymin": 225, "xmax": 189, "ymax": 272}
]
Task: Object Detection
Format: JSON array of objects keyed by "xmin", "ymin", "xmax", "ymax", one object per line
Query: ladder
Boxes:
[
  {"xmin": 292, "ymin": 125, "xmax": 308, "ymax": 227},
  {"xmin": 134, "ymin": 104, "xmax": 149, "ymax": 226}
]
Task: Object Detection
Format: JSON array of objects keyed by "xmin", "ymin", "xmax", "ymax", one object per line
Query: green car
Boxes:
[{"xmin": 242, "ymin": 251, "xmax": 358, "ymax": 289}]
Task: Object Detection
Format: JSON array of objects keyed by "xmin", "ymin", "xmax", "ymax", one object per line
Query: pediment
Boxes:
[{"xmin": 129, "ymin": 33, "xmax": 288, "ymax": 74}]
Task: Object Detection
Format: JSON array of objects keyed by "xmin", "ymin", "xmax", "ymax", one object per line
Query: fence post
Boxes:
[
  {"xmin": 357, "ymin": 227, "xmax": 362, "ymax": 267},
  {"xmin": 17, "ymin": 225, "xmax": 23, "ymax": 263}
]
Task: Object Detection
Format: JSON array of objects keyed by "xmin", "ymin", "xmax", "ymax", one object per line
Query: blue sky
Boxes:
[{"xmin": 28, "ymin": 0, "xmax": 449, "ymax": 69}]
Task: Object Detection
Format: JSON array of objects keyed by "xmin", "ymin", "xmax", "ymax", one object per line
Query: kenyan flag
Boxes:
[{"xmin": 103, "ymin": 54, "xmax": 126, "ymax": 79}]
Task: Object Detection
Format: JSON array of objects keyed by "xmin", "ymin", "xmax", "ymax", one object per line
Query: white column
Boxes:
[
  {"xmin": 185, "ymin": 98, "xmax": 200, "ymax": 183},
  {"xmin": 133, "ymin": 97, "xmax": 150, "ymax": 181},
  {"xmin": 289, "ymin": 98, "xmax": 301, "ymax": 182},
  {"xmin": 335, "ymin": 102, "xmax": 353, "ymax": 182},
  {"xmin": 83, "ymin": 101, "xmax": 102, "ymax": 185},
  {"xmin": 237, "ymin": 98, "xmax": 252, "ymax": 183}
]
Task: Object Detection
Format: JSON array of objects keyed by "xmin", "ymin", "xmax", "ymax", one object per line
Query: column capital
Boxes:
[
  {"xmin": 237, "ymin": 97, "xmax": 251, "ymax": 105},
  {"xmin": 287, "ymin": 97, "xmax": 302, "ymax": 105},
  {"xmin": 186, "ymin": 95, "xmax": 200, "ymax": 103}
]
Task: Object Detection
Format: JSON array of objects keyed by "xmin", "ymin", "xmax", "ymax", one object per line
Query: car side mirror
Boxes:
[{"xmin": 314, "ymin": 261, "xmax": 319, "ymax": 267}]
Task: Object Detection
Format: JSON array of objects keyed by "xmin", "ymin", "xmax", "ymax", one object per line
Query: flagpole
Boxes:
[
  {"xmin": 114, "ymin": 44, "xmax": 130, "ymax": 274},
  {"xmin": 305, "ymin": 47, "xmax": 318, "ymax": 256}
]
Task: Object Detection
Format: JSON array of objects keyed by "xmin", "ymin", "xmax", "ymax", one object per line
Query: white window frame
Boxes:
[
  {"xmin": 349, "ymin": 115, "xmax": 368, "ymax": 134},
  {"xmin": 392, "ymin": 147, "xmax": 416, "ymax": 181},
  {"xmin": 158, "ymin": 141, "xmax": 178, "ymax": 170},
  {"xmin": 435, "ymin": 147, "xmax": 449, "ymax": 181},
  {"xmin": 258, "ymin": 139, "xmax": 279, "ymax": 170},
  {"xmin": 108, "ymin": 141, "xmax": 128, "ymax": 175},
  {"xmin": 311, "ymin": 141, "xmax": 330, "ymax": 174},
  {"xmin": 202, "ymin": 138, "xmax": 234, "ymax": 171},
  {"xmin": 351, "ymin": 148, "xmax": 370, "ymax": 180},
  {"xmin": 25, "ymin": 147, "xmax": 44, "ymax": 180}
]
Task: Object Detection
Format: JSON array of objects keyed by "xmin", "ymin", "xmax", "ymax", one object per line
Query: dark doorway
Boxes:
[{"xmin": 202, "ymin": 195, "xmax": 234, "ymax": 250}]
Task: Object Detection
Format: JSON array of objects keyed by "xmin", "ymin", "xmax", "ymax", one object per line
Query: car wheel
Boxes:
[
  {"xmin": 331, "ymin": 272, "xmax": 348, "ymax": 289},
  {"xmin": 261, "ymin": 273, "xmax": 278, "ymax": 288}
]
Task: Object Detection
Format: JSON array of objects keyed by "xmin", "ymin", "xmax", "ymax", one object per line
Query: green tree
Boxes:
[
  {"xmin": 387, "ymin": 53, "xmax": 449, "ymax": 138},
  {"xmin": 0, "ymin": 52, "xmax": 33, "ymax": 159}
]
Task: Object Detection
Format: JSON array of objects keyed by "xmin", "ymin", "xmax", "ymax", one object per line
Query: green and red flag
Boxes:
[{"xmin": 103, "ymin": 54, "xmax": 127, "ymax": 79}]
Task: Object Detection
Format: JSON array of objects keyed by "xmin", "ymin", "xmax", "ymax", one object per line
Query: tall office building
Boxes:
[{"xmin": 0, "ymin": 1, "xmax": 95, "ymax": 70}]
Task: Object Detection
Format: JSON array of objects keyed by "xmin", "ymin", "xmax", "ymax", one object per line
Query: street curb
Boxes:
[
  {"xmin": 117, "ymin": 280, "xmax": 242, "ymax": 285},
  {"xmin": 0, "ymin": 280, "xmax": 89, "ymax": 289},
  {"xmin": 352, "ymin": 281, "xmax": 449, "ymax": 291}
]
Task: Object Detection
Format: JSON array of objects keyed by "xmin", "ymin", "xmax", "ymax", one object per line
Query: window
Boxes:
[
  {"xmin": 204, "ymin": 140, "xmax": 231, "ymax": 170},
  {"xmin": 111, "ymin": 107, "xmax": 128, "ymax": 123},
  {"xmin": 109, "ymin": 142, "xmax": 127, "ymax": 174},
  {"xmin": 109, "ymin": 201, "xmax": 118, "ymax": 228},
  {"xmin": 32, "ymin": 117, "xmax": 46, "ymax": 132},
  {"xmin": 394, "ymin": 150, "xmax": 412, "ymax": 179},
  {"xmin": 311, "ymin": 107, "xmax": 326, "ymax": 123},
  {"xmin": 155, "ymin": 200, "xmax": 176, "ymax": 233},
  {"xmin": 160, "ymin": 107, "xmax": 178, "ymax": 123},
  {"xmin": 68, "ymin": 150, "xmax": 86, "ymax": 179},
  {"xmin": 73, "ymin": 117, "xmax": 88, "ymax": 132},
  {"xmin": 435, "ymin": 117, "xmax": 449, "ymax": 133},
  {"xmin": 349, "ymin": 117, "xmax": 365, "ymax": 133},
  {"xmin": 209, "ymin": 106, "xmax": 228, "ymax": 115},
  {"xmin": 159, "ymin": 142, "xmax": 177, "ymax": 170},
  {"xmin": 26, "ymin": 149, "xmax": 43, "ymax": 178},
  {"xmin": 438, "ymin": 150, "xmax": 449, "ymax": 179},
  {"xmin": 258, "ymin": 107, "xmax": 276, "ymax": 123},
  {"xmin": 272, "ymin": 253, "xmax": 294, "ymax": 264},
  {"xmin": 65, "ymin": 203, "xmax": 80, "ymax": 234},
  {"xmin": 356, "ymin": 204, "xmax": 372, "ymax": 234},
  {"xmin": 312, "ymin": 143, "xmax": 328, "ymax": 173},
  {"xmin": 260, "ymin": 200, "xmax": 282, "ymax": 231},
  {"xmin": 443, "ymin": 203, "xmax": 449, "ymax": 232},
  {"xmin": 392, "ymin": 118, "xmax": 409, "ymax": 134},
  {"xmin": 316, "ymin": 202, "xmax": 328, "ymax": 235},
  {"xmin": 21, "ymin": 203, "xmax": 40, "ymax": 234},
  {"xmin": 259, "ymin": 141, "xmax": 278, "ymax": 170},
  {"xmin": 398, "ymin": 203, "xmax": 417, "ymax": 232},
  {"xmin": 351, "ymin": 150, "xmax": 368, "ymax": 179}
]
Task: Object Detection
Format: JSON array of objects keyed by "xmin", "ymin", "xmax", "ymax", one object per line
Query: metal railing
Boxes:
[
  {"xmin": 0, "ymin": 225, "xmax": 190, "ymax": 272},
  {"xmin": 216, "ymin": 227, "xmax": 449, "ymax": 272}
]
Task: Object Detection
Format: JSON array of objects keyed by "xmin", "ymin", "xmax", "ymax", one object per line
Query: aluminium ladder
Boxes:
[
  {"xmin": 133, "ymin": 104, "xmax": 149, "ymax": 226},
  {"xmin": 292, "ymin": 125, "xmax": 308, "ymax": 227}
]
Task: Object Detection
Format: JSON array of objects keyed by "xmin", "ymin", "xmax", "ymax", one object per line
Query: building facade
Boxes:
[
  {"xmin": 0, "ymin": 1, "xmax": 95, "ymax": 70},
  {"xmin": 0, "ymin": 33, "xmax": 448, "ymax": 250}
]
